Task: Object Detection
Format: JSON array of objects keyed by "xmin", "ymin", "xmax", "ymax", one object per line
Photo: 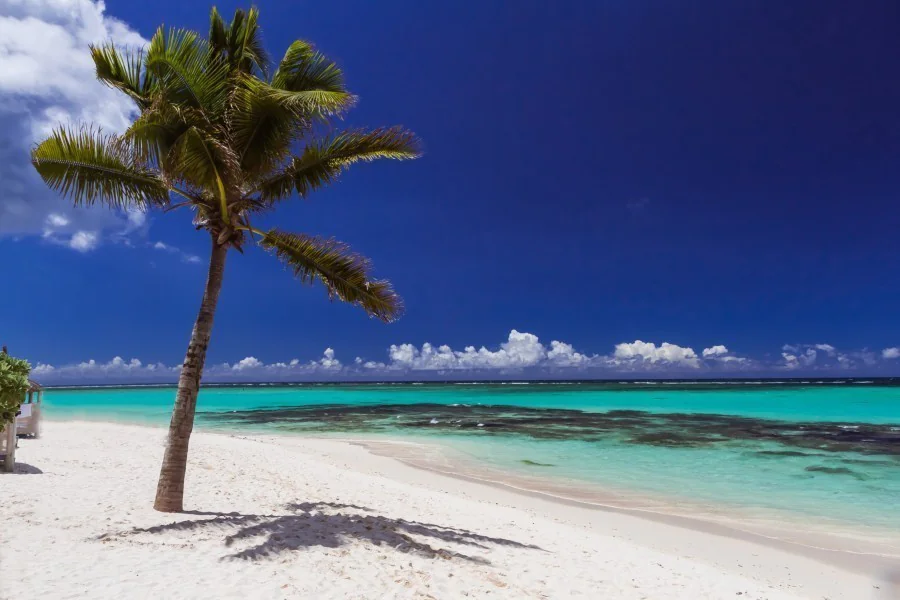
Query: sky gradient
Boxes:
[{"xmin": 1, "ymin": 1, "xmax": 899, "ymax": 383}]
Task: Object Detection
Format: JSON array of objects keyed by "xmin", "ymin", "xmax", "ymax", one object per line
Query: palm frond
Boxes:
[
  {"xmin": 229, "ymin": 75, "xmax": 354, "ymax": 178},
  {"xmin": 272, "ymin": 40, "xmax": 346, "ymax": 94},
  {"xmin": 254, "ymin": 127, "xmax": 420, "ymax": 202},
  {"xmin": 123, "ymin": 101, "xmax": 201, "ymax": 168},
  {"xmin": 263, "ymin": 85, "xmax": 354, "ymax": 118},
  {"xmin": 229, "ymin": 77, "xmax": 299, "ymax": 179},
  {"xmin": 91, "ymin": 43, "xmax": 151, "ymax": 109},
  {"xmin": 226, "ymin": 8, "xmax": 269, "ymax": 76},
  {"xmin": 146, "ymin": 26, "xmax": 228, "ymax": 116},
  {"xmin": 31, "ymin": 127, "xmax": 169, "ymax": 209},
  {"xmin": 165, "ymin": 126, "xmax": 237, "ymax": 212},
  {"xmin": 260, "ymin": 229, "xmax": 403, "ymax": 322},
  {"xmin": 208, "ymin": 6, "xmax": 228, "ymax": 62}
]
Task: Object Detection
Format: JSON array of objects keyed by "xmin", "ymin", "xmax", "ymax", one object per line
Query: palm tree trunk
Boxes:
[{"xmin": 153, "ymin": 236, "xmax": 228, "ymax": 512}]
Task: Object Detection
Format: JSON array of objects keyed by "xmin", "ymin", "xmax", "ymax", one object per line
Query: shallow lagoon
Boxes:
[{"xmin": 45, "ymin": 380, "xmax": 900, "ymax": 539}]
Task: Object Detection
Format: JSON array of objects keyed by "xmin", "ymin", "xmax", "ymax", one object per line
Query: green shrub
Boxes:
[{"xmin": 0, "ymin": 352, "xmax": 30, "ymax": 426}]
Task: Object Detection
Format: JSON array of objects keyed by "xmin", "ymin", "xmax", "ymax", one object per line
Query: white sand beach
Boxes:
[{"xmin": 0, "ymin": 422, "xmax": 893, "ymax": 599}]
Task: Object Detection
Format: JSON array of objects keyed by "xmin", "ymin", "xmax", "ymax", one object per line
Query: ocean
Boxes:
[{"xmin": 44, "ymin": 379, "xmax": 900, "ymax": 551}]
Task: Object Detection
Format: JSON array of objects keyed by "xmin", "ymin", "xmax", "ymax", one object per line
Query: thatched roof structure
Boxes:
[{"xmin": 28, "ymin": 379, "xmax": 42, "ymax": 392}]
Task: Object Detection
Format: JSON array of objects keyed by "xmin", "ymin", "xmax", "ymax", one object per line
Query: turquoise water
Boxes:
[{"xmin": 44, "ymin": 381, "xmax": 900, "ymax": 537}]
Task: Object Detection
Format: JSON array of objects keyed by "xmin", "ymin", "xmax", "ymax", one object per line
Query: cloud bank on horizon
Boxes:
[{"xmin": 31, "ymin": 330, "xmax": 900, "ymax": 384}]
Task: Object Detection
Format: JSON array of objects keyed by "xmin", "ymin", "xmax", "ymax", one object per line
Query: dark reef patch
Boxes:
[
  {"xmin": 805, "ymin": 465, "xmax": 869, "ymax": 480},
  {"xmin": 200, "ymin": 403, "xmax": 900, "ymax": 458},
  {"xmin": 839, "ymin": 458, "xmax": 899, "ymax": 467},
  {"xmin": 754, "ymin": 450, "xmax": 818, "ymax": 458}
]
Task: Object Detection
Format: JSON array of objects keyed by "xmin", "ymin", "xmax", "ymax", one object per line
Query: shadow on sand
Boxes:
[
  {"xmin": 0, "ymin": 462, "xmax": 44, "ymax": 474},
  {"xmin": 99, "ymin": 501, "xmax": 542, "ymax": 564}
]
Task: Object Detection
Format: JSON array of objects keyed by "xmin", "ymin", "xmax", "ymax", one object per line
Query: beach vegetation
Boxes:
[{"xmin": 0, "ymin": 350, "xmax": 31, "ymax": 427}]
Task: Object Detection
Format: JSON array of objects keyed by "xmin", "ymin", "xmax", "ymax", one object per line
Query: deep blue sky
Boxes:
[{"xmin": 1, "ymin": 0, "xmax": 899, "ymax": 378}]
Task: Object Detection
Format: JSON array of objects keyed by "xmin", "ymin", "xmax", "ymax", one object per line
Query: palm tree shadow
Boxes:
[{"xmin": 102, "ymin": 501, "xmax": 543, "ymax": 564}]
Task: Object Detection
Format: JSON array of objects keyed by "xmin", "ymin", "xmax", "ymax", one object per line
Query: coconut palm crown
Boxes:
[{"xmin": 31, "ymin": 6, "xmax": 420, "ymax": 512}]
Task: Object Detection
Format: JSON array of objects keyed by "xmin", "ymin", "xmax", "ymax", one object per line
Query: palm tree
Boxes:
[{"xmin": 31, "ymin": 6, "xmax": 419, "ymax": 512}]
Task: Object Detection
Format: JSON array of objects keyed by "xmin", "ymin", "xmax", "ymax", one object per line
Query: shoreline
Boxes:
[
  {"xmin": 43, "ymin": 416, "xmax": 900, "ymax": 565},
  {"xmin": 8, "ymin": 421, "xmax": 900, "ymax": 600},
  {"xmin": 353, "ymin": 439, "xmax": 898, "ymax": 569},
  {"xmin": 346, "ymin": 438, "xmax": 900, "ymax": 561},
  {"xmin": 4, "ymin": 421, "xmax": 895, "ymax": 598}
]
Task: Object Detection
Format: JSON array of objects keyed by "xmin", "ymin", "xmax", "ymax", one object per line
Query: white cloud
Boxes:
[
  {"xmin": 319, "ymin": 348, "xmax": 341, "ymax": 370},
  {"xmin": 546, "ymin": 341, "xmax": 588, "ymax": 366},
  {"xmin": 27, "ymin": 333, "xmax": 898, "ymax": 385},
  {"xmin": 380, "ymin": 334, "xmax": 744, "ymax": 373},
  {"xmin": 231, "ymin": 357, "xmax": 263, "ymax": 371},
  {"xmin": 781, "ymin": 348, "xmax": 817, "ymax": 370},
  {"xmin": 613, "ymin": 340, "xmax": 700, "ymax": 368},
  {"xmin": 385, "ymin": 330, "xmax": 552, "ymax": 371},
  {"xmin": 778, "ymin": 343, "xmax": 874, "ymax": 370},
  {"xmin": 68, "ymin": 230, "xmax": 98, "ymax": 252},
  {"xmin": 212, "ymin": 349, "xmax": 343, "ymax": 379},
  {"xmin": 151, "ymin": 240, "xmax": 203, "ymax": 265},
  {"xmin": 31, "ymin": 362, "xmax": 55, "ymax": 376},
  {"xmin": 699, "ymin": 345, "xmax": 750, "ymax": 366},
  {"xmin": 702, "ymin": 345, "xmax": 728, "ymax": 358},
  {"xmin": 0, "ymin": 0, "xmax": 144, "ymax": 135},
  {"xmin": 46, "ymin": 213, "xmax": 69, "ymax": 228},
  {"xmin": 125, "ymin": 209, "xmax": 146, "ymax": 229},
  {"xmin": 30, "ymin": 355, "xmax": 178, "ymax": 383},
  {"xmin": 0, "ymin": 0, "xmax": 150, "ymax": 246}
]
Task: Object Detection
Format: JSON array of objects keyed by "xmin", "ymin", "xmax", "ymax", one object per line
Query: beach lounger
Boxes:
[{"xmin": 17, "ymin": 403, "xmax": 40, "ymax": 438}]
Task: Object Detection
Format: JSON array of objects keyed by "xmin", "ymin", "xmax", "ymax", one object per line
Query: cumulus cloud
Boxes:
[
  {"xmin": 702, "ymin": 345, "xmax": 728, "ymax": 358},
  {"xmin": 884, "ymin": 348, "xmax": 900, "ymax": 360},
  {"xmin": 781, "ymin": 349, "xmax": 817, "ymax": 370},
  {"xmin": 384, "ymin": 330, "xmax": 552, "ymax": 371},
  {"xmin": 231, "ymin": 357, "xmax": 263, "ymax": 371},
  {"xmin": 613, "ymin": 340, "xmax": 700, "ymax": 368},
  {"xmin": 46, "ymin": 213, "xmax": 69, "ymax": 228},
  {"xmin": 0, "ymin": 0, "xmax": 144, "ymax": 134},
  {"xmin": 698, "ymin": 345, "xmax": 751, "ymax": 367},
  {"xmin": 319, "ymin": 348, "xmax": 341, "ymax": 370},
  {"xmin": 67, "ymin": 230, "xmax": 99, "ymax": 252},
  {"xmin": 375, "ymin": 335, "xmax": 742, "ymax": 373},
  {"xmin": 546, "ymin": 341, "xmax": 588, "ymax": 366},
  {"xmin": 0, "ymin": 0, "xmax": 149, "ymax": 246}
]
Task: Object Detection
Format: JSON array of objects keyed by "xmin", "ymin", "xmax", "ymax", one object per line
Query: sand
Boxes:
[{"xmin": 0, "ymin": 422, "xmax": 893, "ymax": 599}]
